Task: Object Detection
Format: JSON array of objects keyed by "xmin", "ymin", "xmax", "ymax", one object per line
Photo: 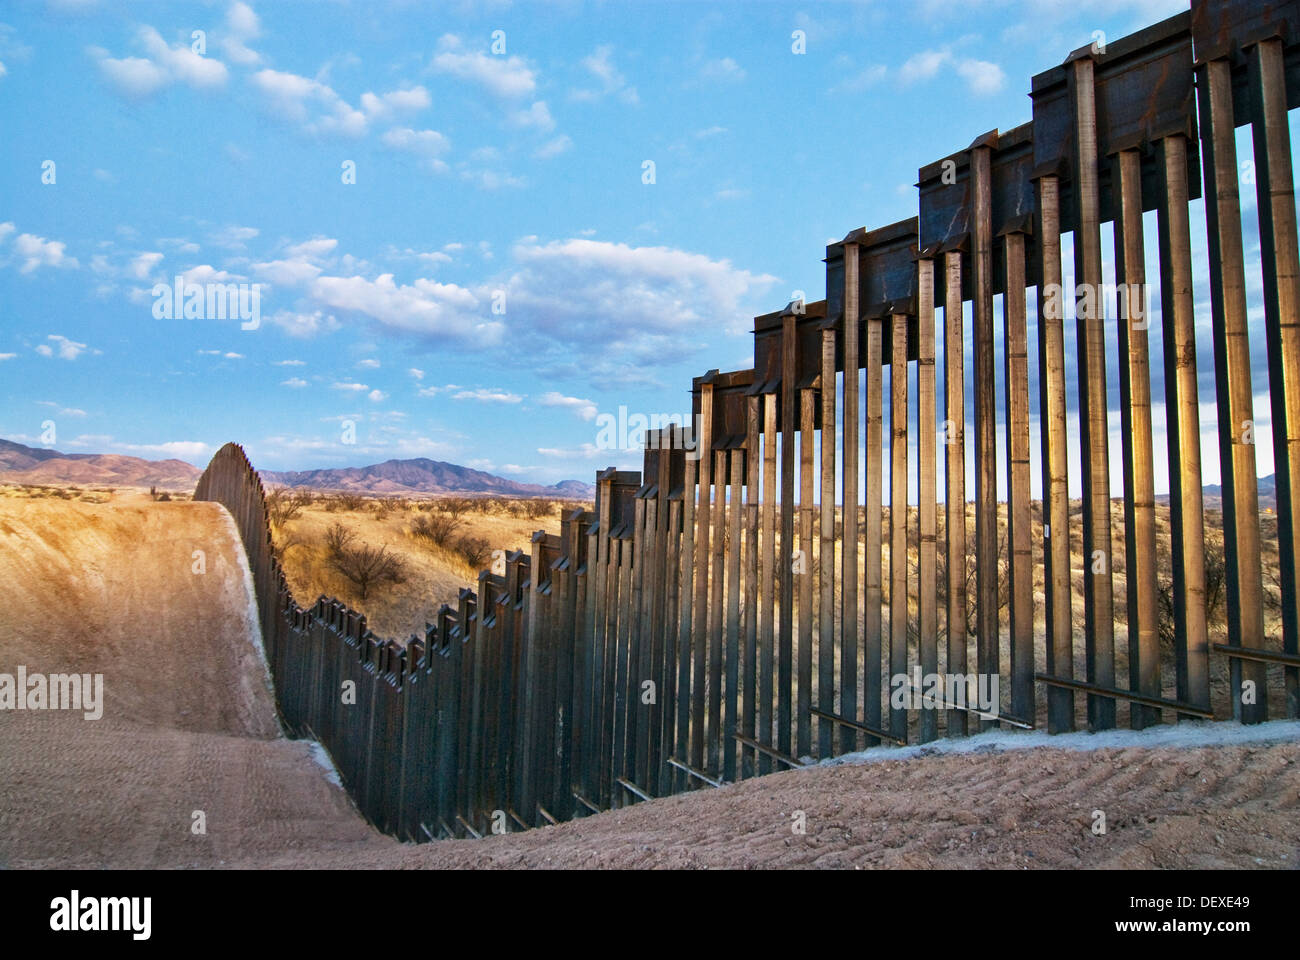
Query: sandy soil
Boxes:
[{"xmin": 1, "ymin": 497, "xmax": 1296, "ymax": 869}]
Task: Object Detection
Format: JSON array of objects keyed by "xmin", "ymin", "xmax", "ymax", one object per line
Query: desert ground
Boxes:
[{"xmin": 1, "ymin": 489, "xmax": 1297, "ymax": 869}]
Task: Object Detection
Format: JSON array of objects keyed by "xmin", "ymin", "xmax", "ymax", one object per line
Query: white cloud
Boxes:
[
  {"xmin": 220, "ymin": 1, "xmax": 262, "ymax": 66},
  {"xmin": 118, "ymin": 440, "xmax": 211, "ymax": 460},
  {"xmin": 0, "ymin": 353, "xmax": 15, "ymax": 361},
  {"xmin": 408, "ymin": 368, "xmax": 424, "ymax": 380},
  {"xmin": 508, "ymin": 100, "xmax": 554, "ymax": 132},
  {"xmin": 130, "ymin": 251, "xmax": 164, "ymax": 280},
  {"xmin": 572, "ymin": 45, "xmax": 639, "ymax": 104},
  {"xmin": 308, "ymin": 272, "xmax": 500, "ymax": 346},
  {"xmin": 251, "ymin": 68, "xmax": 368, "ymax": 137},
  {"xmin": 367, "ymin": 389, "xmax": 388, "ymax": 403},
  {"xmin": 700, "ymin": 57, "xmax": 745, "ymax": 83},
  {"xmin": 454, "ymin": 388, "xmax": 523, "ymax": 404},
  {"xmin": 281, "ymin": 377, "xmax": 308, "ymax": 388},
  {"xmin": 273, "ymin": 359, "xmax": 305, "ymax": 366},
  {"xmin": 13, "ymin": 232, "xmax": 78, "ymax": 273},
  {"xmin": 360, "ymin": 85, "xmax": 431, "ymax": 121},
  {"xmin": 900, "ymin": 48, "xmax": 1005, "ymax": 95},
  {"xmin": 381, "ymin": 126, "xmax": 450, "ymax": 170},
  {"xmin": 269, "ymin": 308, "xmax": 339, "ymax": 338},
  {"xmin": 534, "ymin": 134, "xmax": 573, "ymax": 159},
  {"xmin": 332, "ymin": 381, "xmax": 369, "ymax": 392},
  {"xmin": 36, "ymin": 334, "xmax": 91, "ymax": 360},
  {"xmin": 430, "ymin": 34, "xmax": 536, "ymax": 99},
  {"xmin": 538, "ymin": 391, "xmax": 597, "ymax": 421},
  {"xmin": 212, "ymin": 224, "xmax": 259, "ymax": 249},
  {"xmin": 91, "ymin": 25, "xmax": 228, "ymax": 98}
]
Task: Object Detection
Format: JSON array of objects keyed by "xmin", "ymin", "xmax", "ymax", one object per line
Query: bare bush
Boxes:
[
  {"xmin": 324, "ymin": 521, "xmax": 358, "ymax": 558},
  {"xmin": 332, "ymin": 492, "xmax": 366, "ymax": 511},
  {"xmin": 410, "ymin": 513, "xmax": 462, "ymax": 547},
  {"xmin": 458, "ymin": 535, "xmax": 491, "ymax": 570},
  {"xmin": 329, "ymin": 542, "xmax": 407, "ymax": 601},
  {"xmin": 437, "ymin": 496, "xmax": 473, "ymax": 519},
  {"xmin": 266, "ymin": 488, "xmax": 309, "ymax": 527},
  {"xmin": 525, "ymin": 498, "xmax": 554, "ymax": 520}
]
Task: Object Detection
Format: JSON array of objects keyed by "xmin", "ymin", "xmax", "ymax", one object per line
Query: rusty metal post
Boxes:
[
  {"xmin": 818, "ymin": 324, "xmax": 838, "ymax": 757},
  {"xmin": 889, "ymin": 311, "xmax": 910, "ymax": 743},
  {"xmin": 1198, "ymin": 56, "xmax": 1268, "ymax": 723},
  {"xmin": 971, "ymin": 141, "xmax": 1000, "ymax": 731},
  {"xmin": 1114, "ymin": 148, "xmax": 1162, "ymax": 730},
  {"xmin": 675, "ymin": 453, "xmax": 697, "ymax": 787},
  {"xmin": 917, "ymin": 257, "xmax": 939, "ymax": 743},
  {"xmin": 779, "ymin": 311, "xmax": 797, "ymax": 759},
  {"xmin": 1003, "ymin": 230, "xmax": 1033, "ymax": 725},
  {"xmin": 725, "ymin": 446, "xmax": 744, "ymax": 779},
  {"xmin": 691, "ymin": 383, "xmax": 714, "ymax": 768},
  {"xmin": 798, "ymin": 384, "xmax": 816, "ymax": 757},
  {"xmin": 708, "ymin": 447, "xmax": 727, "ymax": 773},
  {"xmin": 1035, "ymin": 174, "xmax": 1074, "ymax": 733},
  {"xmin": 864, "ymin": 314, "xmax": 884, "ymax": 745},
  {"xmin": 758, "ymin": 391, "xmax": 778, "ymax": 772},
  {"xmin": 1249, "ymin": 37, "xmax": 1300, "ymax": 718},
  {"xmin": 742, "ymin": 394, "xmax": 760, "ymax": 777},
  {"xmin": 841, "ymin": 240, "xmax": 861, "ymax": 753},
  {"xmin": 943, "ymin": 249, "xmax": 968, "ymax": 737},
  {"xmin": 1070, "ymin": 55, "xmax": 1116, "ymax": 731}
]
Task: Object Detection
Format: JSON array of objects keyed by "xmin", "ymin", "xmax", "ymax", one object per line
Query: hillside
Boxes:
[
  {"xmin": 0, "ymin": 438, "xmax": 201, "ymax": 488},
  {"xmin": 0, "ymin": 438, "xmax": 596, "ymax": 499},
  {"xmin": 262, "ymin": 458, "xmax": 595, "ymax": 499}
]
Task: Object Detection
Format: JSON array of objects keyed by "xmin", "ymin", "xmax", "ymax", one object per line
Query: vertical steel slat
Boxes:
[
  {"xmin": 1158, "ymin": 138, "xmax": 1212, "ymax": 724},
  {"xmin": 662, "ymin": 492, "xmax": 683, "ymax": 790},
  {"xmin": 1114, "ymin": 148, "xmax": 1162, "ymax": 730},
  {"xmin": 1071, "ymin": 56, "xmax": 1117, "ymax": 731},
  {"xmin": 917, "ymin": 257, "xmax": 939, "ymax": 744},
  {"xmin": 1035, "ymin": 174, "xmax": 1075, "ymax": 733},
  {"xmin": 943, "ymin": 250, "xmax": 969, "ymax": 737},
  {"xmin": 708, "ymin": 448, "xmax": 727, "ymax": 774},
  {"xmin": 627, "ymin": 498, "xmax": 646, "ymax": 792},
  {"xmin": 725, "ymin": 448, "xmax": 744, "ymax": 780},
  {"xmin": 889, "ymin": 311, "xmax": 910, "ymax": 743},
  {"xmin": 972, "ymin": 142, "xmax": 1000, "ymax": 733},
  {"xmin": 675, "ymin": 454, "xmax": 697, "ymax": 787},
  {"xmin": 864, "ymin": 314, "xmax": 885, "ymax": 744},
  {"xmin": 1198, "ymin": 56, "xmax": 1268, "ymax": 724},
  {"xmin": 779, "ymin": 312, "xmax": 798, "ymax": 760},
  {"xmin": 818, "ymin": 325, "xmax": 838, "ymax": 757},
  {"xmin": 1249, "ymin": 38, "xmax": 1300, "ymax": 718},
  {"xmin": 758, "ymin": 392, "xmax": 778, "ymax": 773},
  {"xmin": 841, "ymin": 241, "xmax": 861, "ymax": 753},
  {"xmin": 742, "ymin": 396, "xmax": 760, "ymax": 777},
  {"xmin": 1003, "ymin": 231, "xmax": 1034, "ymax": 725},
  {"xmin": 798, "ymin": 386, "xmax": 816, "ymax": 758},
  {"xmin": 691, "ymin": 385, "xmax": 714, "ymax": 770}
]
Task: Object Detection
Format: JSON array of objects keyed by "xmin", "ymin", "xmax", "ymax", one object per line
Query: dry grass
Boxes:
[{"xmin": 269, "ymin": 494, "xmax": 590, "ymax": 639}]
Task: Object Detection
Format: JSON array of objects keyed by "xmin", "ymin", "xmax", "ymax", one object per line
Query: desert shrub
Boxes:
[
  {"xmin": 410, "ymin": 513, "xmax": 462, "ymax": 546},
  {"xmin": 331, "ymin": 492, "xmax": 366, "ymax": 511},
  {"xmin": 324, "ymin": 521, "xmax": 358, "ymax": 558},
  {"xmin": 524, "ymin": 498, "xmax": 554, "ymax": 520},
  {"xmin": 457, "ymin": 535, "xmax": 491, "ymax": 570},
  {"xmin": 266, "ymin": 488, "xmax": 309, "ymax": 526},
  {"xmin": 156, "ymin": 492, "xmax": 172, "ymax": 502},
  {"xmin": 329, "ymin": 541, "xmax": 406, "ymax": 601},
  {"xmin": 437, "ymin": 496, "xmax": 473, "ymax": 519}
]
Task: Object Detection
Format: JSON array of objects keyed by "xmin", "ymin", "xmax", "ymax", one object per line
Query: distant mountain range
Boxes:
[
  {"xmin": 0, "ymin": 438, "xmax": 595, "ymax": 499},
  {"xmin": 262, "ymin": 459, "xmax": 594, "ymax": 499},
  {"xmin": 0, "ymin": 438, "xmax": 202, "ymax": 488}
]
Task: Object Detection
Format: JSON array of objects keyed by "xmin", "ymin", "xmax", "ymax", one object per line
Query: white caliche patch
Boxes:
[
  {"xmin": 815, "ymin": 718, "xmax": 1300, "ymax": 769},
  {"xmin": 308, "ymin": 740, "xmax": 343, "ymax": 788},
  {"xmin": 213, "ymin": 504, "xmax": 279, "ymax": 724}
]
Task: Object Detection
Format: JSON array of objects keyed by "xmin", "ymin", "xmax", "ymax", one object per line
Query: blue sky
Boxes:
[{"xmin": 2, "ymin": 0, "xmax": 1274, "ymax": 496}]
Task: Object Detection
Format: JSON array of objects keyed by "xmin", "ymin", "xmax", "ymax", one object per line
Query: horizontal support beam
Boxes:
[
  {"xmin": 1212, "ymin": 644, "xmax": 1300, "ymax": 669},
  {"xmin": 1035, "ymin": 673, "xmax": 1215, "ymax": 719},
  {"xmin": 808, "ymin": 705, "xmax": 907, "ymax": 746},
  {"xmin": 666, "ymin": 756, "xmax": 726, "ymax": 788},
  {"xmin": 616, "ymin": 778, "xmax": 653, "ymax": 802},
  {"xmin": 732, "ymin": 733, "xmax": 807, "ymax": 768},
  {"xmin": 572, "ymin": 792, "xmax": 601, "ymax": 814},
  {"xmin": 455, "ymin": 815, "xmax": 483, "ymax": 840}
]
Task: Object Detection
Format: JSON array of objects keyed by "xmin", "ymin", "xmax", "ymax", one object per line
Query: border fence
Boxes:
[{"xmin": 197, "ymin": 0, "xmax": 1300, "ymax": 839}]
